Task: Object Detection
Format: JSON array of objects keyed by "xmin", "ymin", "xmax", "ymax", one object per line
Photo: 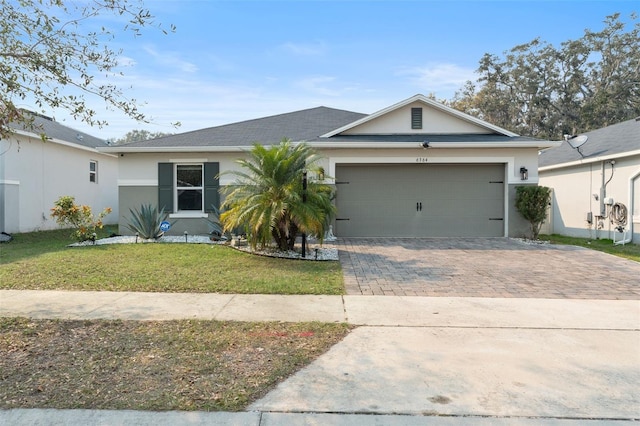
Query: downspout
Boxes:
[
  {"xmin": 599, "ymin": 161, "xmax": 606, "ymax": 217},
  {"xmin": 614, "ymin": 169, "xmax": 639, "ymax": 245},
  {"xmin": 595, "ymin": 161, "xmax": 608, "ymax": 239},
  {"xmin": 597, "ymin": 160, "xmax": 615, "ymax": 239}
]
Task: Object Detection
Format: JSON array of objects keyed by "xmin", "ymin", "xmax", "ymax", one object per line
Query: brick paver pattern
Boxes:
[{"xmin": 338, "ymin": 238, "xmax": 640, "ymax": 299}]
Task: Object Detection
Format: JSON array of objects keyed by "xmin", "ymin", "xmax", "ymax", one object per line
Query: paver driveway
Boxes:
[{"xmin": 338, "ymin": 238, "xmax": 640, "ymax": 299}]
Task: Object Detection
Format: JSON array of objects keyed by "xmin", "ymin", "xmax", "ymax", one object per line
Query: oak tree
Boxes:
[
  {"xmin": 451, "ymin": 13, "xmax": 640, "ymax": 139},
  {"xmin": 0, "ymin": 0, "xmax": 174, "ymax": 140},
  {"xmin": 107, "ymin": 129, "xmax": 173, "ymax": 145}
]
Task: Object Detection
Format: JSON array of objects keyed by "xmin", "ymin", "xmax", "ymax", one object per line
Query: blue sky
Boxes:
[{"xmin": 44, "ymin": 0, "xmax": 638, "ymax": 139}]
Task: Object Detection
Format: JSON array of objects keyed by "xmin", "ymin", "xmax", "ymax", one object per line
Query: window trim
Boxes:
[
  {"xmin": 169, "ymin": 212, "xmax": 209, "ymax": 219},
  {"xmin": 89, "ymin": 160, "xmax": 97, "ymax": 183},
  {"xmin": 174, "ymin": 162, "xmax": 204, "ymax": 213}
]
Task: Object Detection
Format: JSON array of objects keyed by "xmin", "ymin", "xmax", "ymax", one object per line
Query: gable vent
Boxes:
[{"xmin": 411, "ymin": 107, "xmax": 423, "ymax": 129}]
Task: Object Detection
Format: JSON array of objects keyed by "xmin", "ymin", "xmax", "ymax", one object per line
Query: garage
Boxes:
[{"xmin": 334, "ymin": 163, "xmax": 505, "ymax": 237}]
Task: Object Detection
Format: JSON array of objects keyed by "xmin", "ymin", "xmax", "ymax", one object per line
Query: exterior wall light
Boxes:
[
  {"xmin": 520, "ymin": 167, "xmax": 529, "ymax": 181},
  {"xmin": 317, "ymin": 167, "xmax": 325, "ymax": 181}
]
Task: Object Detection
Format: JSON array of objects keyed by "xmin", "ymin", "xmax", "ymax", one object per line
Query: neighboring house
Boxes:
[
  {"xmin": 0, "ymin": 113, "xmax": 119, "ymax": 234},
  {"xmin": 539, "ymin": 118, "xmax": 640, "ymax": 244},
  {"xmin": 102, "ymin": 94, "xmax": 558, "ymax": 238}
]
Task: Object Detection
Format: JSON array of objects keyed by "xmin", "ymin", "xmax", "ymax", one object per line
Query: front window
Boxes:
[{"xmin": 176, "ymin": 164, "xmax": 203, "ymax": 211}]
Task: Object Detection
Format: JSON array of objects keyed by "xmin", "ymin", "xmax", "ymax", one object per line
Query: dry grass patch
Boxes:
[{"xmin": 0, "ymin": 318, "xmax": 353, "ymax": 411}]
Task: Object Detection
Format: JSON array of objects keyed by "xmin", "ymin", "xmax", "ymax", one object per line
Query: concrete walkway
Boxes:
[{"xmin": 1, "ymin": 290, "xmax": 639, "ymax": 424}]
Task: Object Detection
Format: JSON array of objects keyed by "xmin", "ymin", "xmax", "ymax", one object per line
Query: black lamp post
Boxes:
[{"xmin": 301, "ymin": 171, "xmax": 307, "ymax": 258}]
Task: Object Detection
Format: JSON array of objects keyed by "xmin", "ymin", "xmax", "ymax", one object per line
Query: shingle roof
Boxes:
[
  {"xmin": 539, "ymin": 118, "xmax": 640, "ymax": 167},
  {"xmin": 11, "ymin": 112, "xmax": 107, "ymax": 149},
  {"xmin": 121, "ymin": 107, "xmax": 368, "ymax": 148},
  {"xmin": 314, "ymin": 134, "xmax": 542, "ymax": 143}
]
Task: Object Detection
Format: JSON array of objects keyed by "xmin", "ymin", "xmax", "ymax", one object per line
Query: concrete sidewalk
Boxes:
[
  {"xmin": 1, "ymin": 290, "xmax": 639, "ymax": 424},
  {"xmin": 1, "ymin": 408, "xmax": 629, "ymax": 425},
  {"xmin": 1, "ymin": 290, "xmax": 638, "ymax": 329}
]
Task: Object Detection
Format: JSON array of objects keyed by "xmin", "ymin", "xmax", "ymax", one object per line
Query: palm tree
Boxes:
[{"xmin": 219, "ymin": 139, "xmax": 336, "ymax": 251}]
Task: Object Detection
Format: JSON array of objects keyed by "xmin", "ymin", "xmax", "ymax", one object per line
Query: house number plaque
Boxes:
[{"xmin": 416, "ymin": 157, "xmax": 429, "ymax": 163}]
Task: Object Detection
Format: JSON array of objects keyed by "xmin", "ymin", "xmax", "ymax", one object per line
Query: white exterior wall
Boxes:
[
  {"xmin": 539, "ymin": 155, "xmax": 640, "ymax": 244},
  {"xmin": 343, "ymin": 101, "xmax": 492, "ymax": 135},
  {"xmin": 0, "ymin": 134, "xmax": 119, "ymax": 233},
  {"xmin": 118, "ymin": 146, "xmax": 540, "ymax": 187},
  {"xmin": 318, "ymin": 147, "xmax": 540, "ymax": 185},
  {"xmin": 118, "ymin": 152, "xmax": 246, "ymax": 186}
]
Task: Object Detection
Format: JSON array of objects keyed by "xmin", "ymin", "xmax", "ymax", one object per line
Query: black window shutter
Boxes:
[
  {"xmin": 204, "ymin": 162, "xmax": 220, "ymax": 212},
  {"xmin": 158, "ymin": 163, "xmax": 173, "ymax": 213}
]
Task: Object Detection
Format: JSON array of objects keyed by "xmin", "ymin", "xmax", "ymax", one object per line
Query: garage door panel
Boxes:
[{"xmin": 335, "ymin": 164, "xmax": 505, "ymax": 237}]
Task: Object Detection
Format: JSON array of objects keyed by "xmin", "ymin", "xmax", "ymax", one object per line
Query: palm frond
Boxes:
[{"xmin": 219, "ymin": 139, "xmax": 335, "ymax": 251}]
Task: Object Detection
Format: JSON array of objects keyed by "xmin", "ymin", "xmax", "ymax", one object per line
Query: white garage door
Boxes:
[{"xmin": 334, "ymin": 164, "xmax": 505, "ymax": 237}]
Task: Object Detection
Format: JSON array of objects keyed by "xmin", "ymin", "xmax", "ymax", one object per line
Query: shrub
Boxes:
[
  {"xmin": 50, "ymin": 195, "xmax": 112, "ymax": 241},
  {"xmin": 220, "ymin": 140, "xmax": 335, "ymax": 251},
  {"xmin": 515, "ymin": 185, "xmax": 552, "ymax": 240},
  {"xmin": 126, "ymin": 204, "xmax": 172, "ymax": 240}
]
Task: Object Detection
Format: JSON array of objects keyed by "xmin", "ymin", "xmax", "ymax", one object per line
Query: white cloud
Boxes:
[
  {"xmin": 293, "ymin": 76, "xmax": 342, "ymax": 96},
  {"xmin": 142, "ymin": 46, "xmax": 199, "ymax": 73},
  {"xmin": 116, "ymin": 56, "xmax": 137, "ymax": 67},
  {"xmin": 280, "ymin": 41, "xmax": 327, "ymax": 56},
  {"xmin": 295, "ymin": 76, "xmax": 338, "ymax": 95},
  {"xmin": 398, "ymin": 63, "xmax": 476, "ymax": 97}
]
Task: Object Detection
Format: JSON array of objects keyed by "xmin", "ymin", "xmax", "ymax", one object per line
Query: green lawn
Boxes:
[
  {"xmin": 539, "ymin": 234, "xmax": 640, "ymax": 263},
  {"xmin": 0, "ymin": 227, "xmax": 344, "ymax": 294}
]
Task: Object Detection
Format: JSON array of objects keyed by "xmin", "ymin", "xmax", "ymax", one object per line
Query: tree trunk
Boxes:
[
  {"xmin": 287, "ymin": 223, "xmax": 298, "ymax": 251},
  {"xmin": 272, "ymin": 216, "xmax": 297, "ymax": 251},
  {"xmin": 272, "ymin": 226, "xmax": 288, "ymax": 251}
]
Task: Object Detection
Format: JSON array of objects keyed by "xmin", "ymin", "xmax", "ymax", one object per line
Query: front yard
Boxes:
[
  {"xmin": 0, "ymin": 318, "xmax": 352, "ymax": 411},
  {"xmin": 0, "ymin": 227, "xmax": 350, "ymax": 412},
  {"xmin": 0, "ymin": 227, "xmax": 344, "ymax": 294},
  {"xmin": 2, "ymin": 227, "xmax": 637, "ymax": 412}
]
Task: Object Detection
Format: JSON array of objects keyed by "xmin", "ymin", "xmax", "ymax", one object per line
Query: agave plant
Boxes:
[
  {"xmin": 202, "ymin": 204, "xmax": 224, "ymax": 240},
  {"xmin": 126, "ymin": 204, "xmax": 172, "ymax": 240}
]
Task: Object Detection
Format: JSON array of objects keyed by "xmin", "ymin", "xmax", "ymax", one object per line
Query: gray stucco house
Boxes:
[{"xmin": 101, "ymin": 94, "xmax": 558, "ymax": 238}]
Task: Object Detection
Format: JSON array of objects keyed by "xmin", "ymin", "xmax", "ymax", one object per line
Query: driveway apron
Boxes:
[
  {"xmin": 251, "ymin": 238, "xmax": 640, "ymax": 420},
  {"xmin": 338, "ymin": 238, "xmax": 640, "ymax": 299}
]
